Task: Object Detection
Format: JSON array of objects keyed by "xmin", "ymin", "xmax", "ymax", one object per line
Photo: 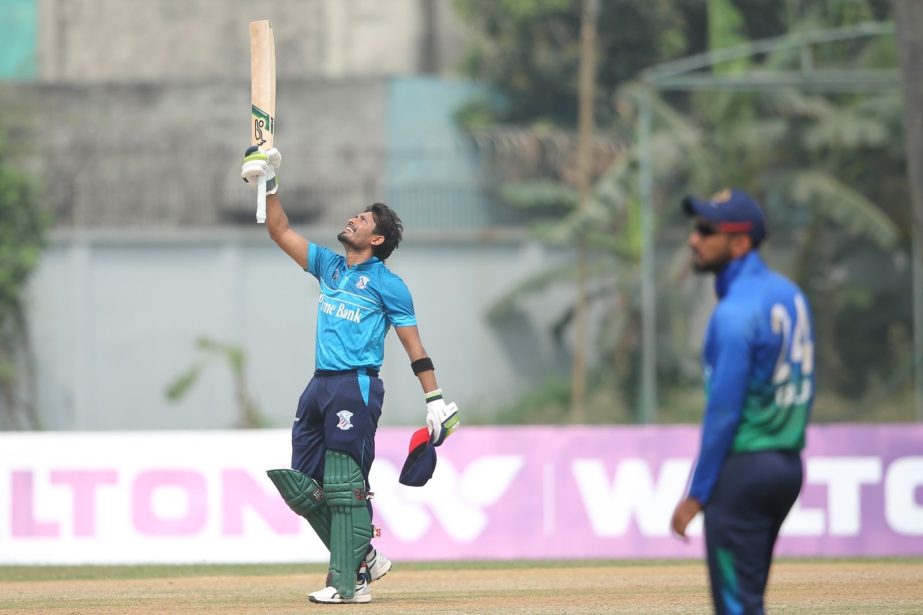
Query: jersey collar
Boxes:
[
  {"xmin": 347, "ymin": 256, "xmax": 381, "ymax": 270},
  {"xmin": 714, "ymin": 250, "xmax": 766, "ymax": 298}
]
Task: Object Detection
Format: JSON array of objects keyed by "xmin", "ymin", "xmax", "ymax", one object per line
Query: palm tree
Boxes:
[{"xmin": 483, "ymin": 75, "xmax": 904, "ymax": 422}]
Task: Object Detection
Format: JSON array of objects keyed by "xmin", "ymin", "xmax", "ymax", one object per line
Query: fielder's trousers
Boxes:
[{"xmin": 704, "ymin": 450, "xmax": 803, "ymax": 615}]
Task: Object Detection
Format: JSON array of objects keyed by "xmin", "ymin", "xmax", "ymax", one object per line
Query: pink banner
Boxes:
[
  {"xmin": 1, "ymin": 425, "xmax": 921, "ymax": 564},
  {"xmin": 369, "ymin": 424, "xmax": 923, "ymax": 560}
]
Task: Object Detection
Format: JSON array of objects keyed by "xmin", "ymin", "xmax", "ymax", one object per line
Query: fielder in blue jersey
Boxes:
[
  {"xmin": 241, "ymin": 146, "xmax": 460, "ymax": 605},
  {"xmin": 670, "ymin": 189, "xmax": 815, "ymax": 615}
]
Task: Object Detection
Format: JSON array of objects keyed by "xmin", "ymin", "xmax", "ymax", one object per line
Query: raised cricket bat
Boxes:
[{"xmin": 249, "ymin": 20, "xmax": 276, "ymax": 224}]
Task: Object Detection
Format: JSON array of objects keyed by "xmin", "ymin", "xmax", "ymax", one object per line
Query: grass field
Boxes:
[{"xmin": 2, "ymin": 558, "xmax": 922, "ymax": 614}]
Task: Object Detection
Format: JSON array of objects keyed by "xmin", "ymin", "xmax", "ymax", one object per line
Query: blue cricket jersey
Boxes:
[
  {"xmin": 306, "ymin": 243, "xmax": 417, "ymax": 371},
  {"xmin": 688, "ymin": 251, "xmax": 815, "ymax": 505}
]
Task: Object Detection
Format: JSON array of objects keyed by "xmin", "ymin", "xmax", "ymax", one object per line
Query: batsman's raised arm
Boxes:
[
  {"xmin": 241, "ymin": 146, "xmax": 309, "ymax": 269},
  {"xmin": 266, "ymin": 193, "xmax": 309, "ymax": 270}
]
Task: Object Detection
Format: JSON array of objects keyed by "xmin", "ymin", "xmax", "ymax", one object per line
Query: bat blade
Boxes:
[{"xmin": 249, "ymin": 19, "xmax": 275, "ymax": 223}]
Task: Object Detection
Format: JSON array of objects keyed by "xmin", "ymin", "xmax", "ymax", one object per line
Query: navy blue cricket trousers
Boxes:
[
  {"xmin": 290, "ymin": 369, "xmax": 384, "ymax": 487},
  {"xmin": 704, "ymin": 450, "xmax": 803, "ymax": 615}
]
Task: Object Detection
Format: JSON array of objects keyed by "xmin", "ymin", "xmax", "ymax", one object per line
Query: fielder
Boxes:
[
  {"xmin": 241, "ymin": 147, "xmax": 460, "ymax": 604},
  {"xmin": 670, "ymin": 189, "xmax": 814, "ymax": 615}
]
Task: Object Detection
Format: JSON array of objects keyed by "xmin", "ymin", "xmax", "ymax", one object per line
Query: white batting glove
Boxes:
[
  {"xmin": 425, "ymin": 389, "xmax": 460, "ymax": 447},
  {"xmin": 241, "ymin": 146, "xmax": 281, "ymax": 195}
]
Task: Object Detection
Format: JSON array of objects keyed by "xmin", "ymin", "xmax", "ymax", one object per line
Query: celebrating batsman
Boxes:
[
  {"xmin": 241, "ymin": 147, "xmax": 460, "ymax": 604},
  {"xmin": 670, "ymin": 189, "xmax": 814, "ymax": 615}
]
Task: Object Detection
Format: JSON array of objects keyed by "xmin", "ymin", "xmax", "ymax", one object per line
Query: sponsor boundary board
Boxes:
[{"xmin": 1, "ymin": 425, "xmax": 921, "ymax": 564}]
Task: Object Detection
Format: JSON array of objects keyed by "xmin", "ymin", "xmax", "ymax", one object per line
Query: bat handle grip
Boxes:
[{"xmin": 256, "ymin": 177, "xmax": 267, "ymax": 224}]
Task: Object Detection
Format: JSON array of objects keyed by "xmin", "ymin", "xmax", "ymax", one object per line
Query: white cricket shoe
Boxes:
[
  {"xmin": 308, "ymin": 578, "xmax": 371, "ymax": 604},
  {"xmin": 365, "ymin": 548, "xmax": 392, "ymax": 582}
]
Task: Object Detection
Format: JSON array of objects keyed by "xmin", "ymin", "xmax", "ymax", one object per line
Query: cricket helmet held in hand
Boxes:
[{"xmin": 399, "ymin": 426, "xmax": 438, "ymax": 487}]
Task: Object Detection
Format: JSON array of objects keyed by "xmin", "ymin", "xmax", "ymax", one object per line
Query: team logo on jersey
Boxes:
[
  {"xmin": 710, "ymin": 188, "xmax": 732, "ymax": 205},
  {"xmin": 336, "ymin": 410, "xmax": 354, "ymax": 431},
  {"xmin": 356, "ymin": 275, "xmax": 370, "ymax": 290}
]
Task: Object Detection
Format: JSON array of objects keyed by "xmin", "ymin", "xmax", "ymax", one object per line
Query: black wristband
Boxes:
[{"xmin": 411, "ymin": 357, "xmax": 435, "ymax": 374}]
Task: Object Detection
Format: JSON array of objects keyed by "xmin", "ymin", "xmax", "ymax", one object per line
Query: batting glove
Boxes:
[
  {"xmin": 425, "ymin": 389, "xmax": 460, "ymax": 447},
  {"xmin": 241, "ymin": 146, "xmax": 281, "ymax": 195}
]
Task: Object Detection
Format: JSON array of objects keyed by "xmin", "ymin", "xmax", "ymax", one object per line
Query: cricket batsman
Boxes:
[{"xmin": 241, "ymin": 146, "xmax": 460, "ymax": 604}]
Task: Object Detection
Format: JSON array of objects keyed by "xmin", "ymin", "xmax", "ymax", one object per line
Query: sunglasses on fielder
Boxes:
[{"xmin": 693, "ymin": 221, "xmax": 754, "ymax": 236}]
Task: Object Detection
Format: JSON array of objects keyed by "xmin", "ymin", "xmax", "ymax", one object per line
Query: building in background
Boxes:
[
  {"xmin": 1, "ymin": 0, "xmax": 573, "ymax": 430},
  {"xmin": 36, "ymin": 0, "xmax": 466, "ymax": 82}
]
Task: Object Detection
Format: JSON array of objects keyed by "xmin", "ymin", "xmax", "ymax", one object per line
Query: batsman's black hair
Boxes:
[{"xmin": 367, "ymin": 202, "xmax": 403, "ymax": 261}]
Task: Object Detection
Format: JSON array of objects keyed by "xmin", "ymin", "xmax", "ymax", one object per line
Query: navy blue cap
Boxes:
[
  {"xmin": 682, "ymin": 188, "xmax": 767, "ymax": 246},
  {"xmin": 399, "ymin": 427, "xmax": 437, "ymax": 487}
]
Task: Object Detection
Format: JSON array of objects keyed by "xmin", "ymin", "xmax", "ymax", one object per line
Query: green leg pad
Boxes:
[
  {"xmin": 266, "ymin": 469, "xmax": 331, "ymax": 550},
  {"xmin": 323, "ymin": 451, "xmax": 373, "ymax": 599}
]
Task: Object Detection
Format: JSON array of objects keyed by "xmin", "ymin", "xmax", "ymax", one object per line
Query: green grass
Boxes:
[{"xmin": 2, "ymin": 556, "xmax": 919, "ymax": 582}]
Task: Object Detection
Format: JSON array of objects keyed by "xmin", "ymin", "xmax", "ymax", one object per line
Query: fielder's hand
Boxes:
[
  {"xmin": 425, "ymin": 389, "xmax": 460, "ymax": 446},
  {"xmin": 670, "ymin": 497, "xmax": 702, "ymax": 541},
  {"xmin": 240, "ymin": 146, "xmax": 281, "ymax": 195}
]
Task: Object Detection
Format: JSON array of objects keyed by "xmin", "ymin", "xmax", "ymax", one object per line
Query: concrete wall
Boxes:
[
  {"xmin": 27, "ymin": 229, "xmax": 574, "ymax": 430},
  {"xmin": 36, "ymin": 0, "xmax": 467, "ymax": 82},
  {"xmin": 1, "ymin": 75, "xmax": 497, "ymax": 230}
]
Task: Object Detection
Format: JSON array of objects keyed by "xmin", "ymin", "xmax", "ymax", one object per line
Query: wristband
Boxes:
[
  {"xmin": 425, "ymin": 389, "xmax": 443, "ymax": 402},
  {"xmin": 411, "ymin": 357, "xmax": 434, "ymax": 375}
]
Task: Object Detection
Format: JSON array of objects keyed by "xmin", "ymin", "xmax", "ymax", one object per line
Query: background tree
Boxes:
[
  {"xmin": 457, "ymin": 0, "xmax": 911, "ymax": 423},
  {"xmin": 453, "ymin": 0, "xmax": 696, "ymax": 127},
  {"xmin": 893, "ymin": 0, "xmax": 923, "ymax": 420},
  {"xmin": 0, "ymin": 131, "xmax": 48, "ymax": 429}
]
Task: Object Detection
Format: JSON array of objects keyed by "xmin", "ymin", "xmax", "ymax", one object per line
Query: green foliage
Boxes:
[
  {"xmin": 453, "ymin": 0, "xmax": 693, "ymax": 126},
  {"xmin": 165, "ymin": 336, "xmax": 269, "ymax": 429},
  {"xmin": 164, "ymin": 363, "xmax": 204, "ymax": 402},
  {"xmin": 477, "ymin": 7, "xmax": 909, "ymax": 423},
  {"xmin": 500, "ymin": 179, "xmax": 577, "ymax": 210},
  {"xmin": 0, "ymin": 169, "xmax": 43, "ymax": 311},
  {"xmin": 0, "ymin": 128, "xmax": 48, "ymax": 429},
  {"xmin": 707, "ymin": 0, "xmax": 749, "ymax": 74},
  {"xmin": 453, "ymin": 0, "xmax": 895, "ymax": 129},
  {"xmin": 644, "ymin": 53, "xmax": 908, "ymax": 417},
  {"xmin": 486, "ymin": 369, "xmax": 645, "ymax": 425}
]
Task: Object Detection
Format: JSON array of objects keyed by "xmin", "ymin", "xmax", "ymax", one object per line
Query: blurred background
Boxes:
[{"xmin": 1, "ymin": 0, "xmax": 921, "ymax": 433}]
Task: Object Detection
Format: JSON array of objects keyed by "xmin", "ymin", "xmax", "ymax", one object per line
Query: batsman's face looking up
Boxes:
[{"xmin": 338, "ymin": 211, "xmax": 384, "ymax": 251}]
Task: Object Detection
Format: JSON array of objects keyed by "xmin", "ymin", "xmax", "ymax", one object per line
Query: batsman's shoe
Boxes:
[
  {"xmin": 308, "ymin": 578, "xmax": 371, "ymax": 604},
  {"xmin": 365, "ymin": 548, "xmax": 392, "ymax": 583}
]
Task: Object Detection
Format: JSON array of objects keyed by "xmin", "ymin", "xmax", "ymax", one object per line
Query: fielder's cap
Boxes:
[
  {"xmin": 399, "ymin": 426, "xmax": 437, "ymax": 487},
  {"xmin": 682, "ymin": 188, "xmax": 767, "ymax": 247}
]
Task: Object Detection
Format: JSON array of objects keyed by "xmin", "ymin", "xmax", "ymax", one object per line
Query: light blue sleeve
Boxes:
[
  {"xmin": 307, "ymin": 243, "xmax": 338, "ymax": 280},
  {"xmin": 379, "ymin": 272, "xmax": 417, "ymax": 327}
]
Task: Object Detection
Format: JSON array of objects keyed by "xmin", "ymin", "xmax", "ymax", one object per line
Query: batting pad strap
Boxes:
[
  {"xmin": 266, "ymin": 469, "xmax": 331, "ymax": 550},
  {"xmin": 411, "ymin": 357, "xmax": 434, "ymax": 375},
  {"xmin": 244, "ymin": 150, "xmax": 268, "ymax": 163},
  {"xmin": 324, "ymin": 451, "xmax": 373, "ymax": 599}
]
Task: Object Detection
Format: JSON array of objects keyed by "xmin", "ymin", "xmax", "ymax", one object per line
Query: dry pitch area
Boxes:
[{"xmin": 1, "ymin": 558, "xmax": 921, "ymax": 614}]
